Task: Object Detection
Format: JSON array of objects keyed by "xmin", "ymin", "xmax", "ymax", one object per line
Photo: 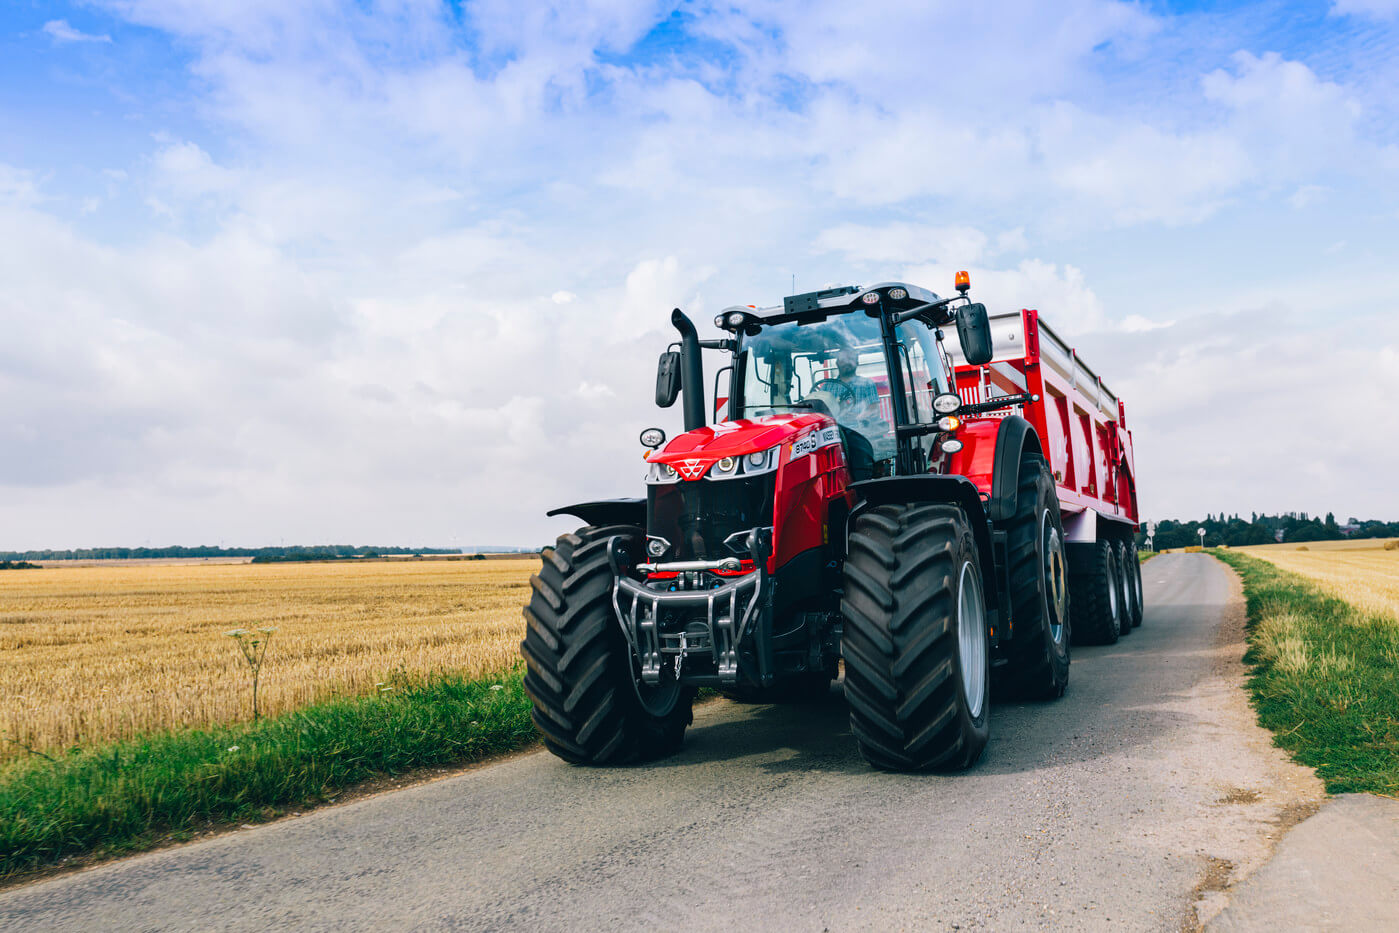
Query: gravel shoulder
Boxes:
[{"xmin": 0, "ymin": 554, "xmax": 1327, "ymax": 931}]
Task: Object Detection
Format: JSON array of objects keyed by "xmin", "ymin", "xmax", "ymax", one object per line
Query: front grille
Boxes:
[{"xmin": 647, "ymin": 475, "xmax": 775, "ymax": 561}]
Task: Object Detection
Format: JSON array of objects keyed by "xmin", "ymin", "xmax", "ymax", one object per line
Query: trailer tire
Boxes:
[
  {"xmin": 1068, "ymin": 540, "xmax": 1122, "ymax": 646},
  {"xmin": 842, "ymin": 503, "xmax": 990, "ymax": 771},
  {"xmin": 1130, "ymin": 550, "xmax": 1145, "ymax": 627},
  {"xmin": 1114, "ymin": 541, "xmax": 1135, "ymax": 639},
  {"xmin": 1113, "ymin": 542, "xmax": 1135, "ymax": 637},
  {"xmin": 521, "ymin": 525, "xmax": 693, "ymax": 764},
  {"xmin": 995, "ymin": 455, "xmax": 1071, "ymax": 700}
]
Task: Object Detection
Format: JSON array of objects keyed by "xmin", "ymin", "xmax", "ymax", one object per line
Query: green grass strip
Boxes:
[
  {"xmin": 0, "ymin": 669, "xmax": 534, "ymax": 879},
  {"xmin": 1212, "ymin": 550, "xmax": 1399, "ymax": 796}
]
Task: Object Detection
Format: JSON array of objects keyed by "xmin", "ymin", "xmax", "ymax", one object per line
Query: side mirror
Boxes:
[
  {"xmin": 957, "ymin": 302, "xmax": 994, "ymax": 365},
  {"xmin": 655, "ymin": 350, "xmax": 682, "ymax": 407}
]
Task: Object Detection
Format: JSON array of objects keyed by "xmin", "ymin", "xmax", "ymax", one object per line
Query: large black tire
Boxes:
[
  {"xmin": 1130, "ymin": 550, "xmax": 1145, "ymax": 627},
  {"xmin": 1114, "ymin": 541, "xmax": 1135, "ymax": 638},
  {"xmin": 842, "ymin": 504, "xmax": 991, "ymax": 771},
  {"xmin": 996, "ymin": 455, "xmax": 1071, "ymax": 699},
  {"xmin": 1068, "ymin": 540, "xmax": 1122, "ymax": 646},
  {"xmin": 521, "ymin": 525, "xmax": 693, "ymax": 764}
]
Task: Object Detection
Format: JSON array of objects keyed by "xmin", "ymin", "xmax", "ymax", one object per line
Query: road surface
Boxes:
[{"xmin": 0, "ymin": 554, "xmax": 1323, "ymax": 931}]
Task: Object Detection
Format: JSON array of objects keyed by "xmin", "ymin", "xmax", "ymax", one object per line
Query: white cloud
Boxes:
[
  {"xmin": 1331, "ymin": 0, "xmax": 1399, "ymax": 19},
  {"xmin": 42, "ymin": 20, "xmax": 113, "ymax": 43},
  {"xmin": 2, "ymin": 1, "xmax": 1397, "ymax": 547}
]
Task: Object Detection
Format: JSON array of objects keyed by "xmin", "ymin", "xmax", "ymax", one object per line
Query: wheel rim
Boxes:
[
  {"xmin": 1040, "ymin": 509, "xmax": 1068, "ymax": 644},
  {"xmin": 957, "ymin": 560, "xmax": 989, "ymax": 719}
]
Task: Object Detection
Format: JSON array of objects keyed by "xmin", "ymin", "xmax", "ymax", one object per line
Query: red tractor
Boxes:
[{"xmin": 522, "ymin": 275, "xmax": 1140, "ymax": 771}]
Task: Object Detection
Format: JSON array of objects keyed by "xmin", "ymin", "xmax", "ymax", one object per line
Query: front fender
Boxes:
[{"xmin": 546, "ymin": 499, "xmax": 645, "ymax": 528}]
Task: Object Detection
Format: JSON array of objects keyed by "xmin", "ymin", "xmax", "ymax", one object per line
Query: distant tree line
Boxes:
[
  {"xmin": 0, "ymin": 545, "xmax": 460, "ymax": 562},
  {"xmin": 1138, "ymin": 512, "xmax": 1399, "ymax": 550}
]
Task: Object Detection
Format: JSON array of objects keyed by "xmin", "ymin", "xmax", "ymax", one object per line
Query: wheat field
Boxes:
[
  {"xmin": 1236, "ymin": 539, "xmax": 1399, "ymax": 621},
  {"xmin": 0, "ymin": 559, "xmax": 535, "ymax": 762}
]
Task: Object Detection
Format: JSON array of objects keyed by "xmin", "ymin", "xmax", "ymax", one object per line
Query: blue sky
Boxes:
[{"xmin": 2, "ymin": 0, "xmax": 1398, "ymax": 548}]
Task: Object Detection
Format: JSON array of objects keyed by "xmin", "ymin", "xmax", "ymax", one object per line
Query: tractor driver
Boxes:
[
  {"xmin": 826, "ymin": 346, "xmax": 883, "ymax": 482},
  {"xmin": 833, "ymin": 347, "xmax": 880, "ymax": 422}
]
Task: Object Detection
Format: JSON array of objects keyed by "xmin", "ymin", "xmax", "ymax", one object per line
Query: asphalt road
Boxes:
[{"xmin": 1, "ymin": 554, "xmax": 1323, "ymax": 931}]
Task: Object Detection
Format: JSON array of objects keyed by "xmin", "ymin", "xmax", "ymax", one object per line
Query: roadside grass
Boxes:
[
  {"xmin": 0, "ymin": 667, "xmax": 533, "ymax": 880},
  {"xmin": 1138, "ymin": 550, "xmax": 1158, "ymax": 563},
  {"xmin": 1212, "ymin": 549, "xmax": 1399, "ymax": 796}
]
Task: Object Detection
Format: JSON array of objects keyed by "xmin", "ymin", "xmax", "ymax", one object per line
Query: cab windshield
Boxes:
[{"xmin": 734, "ymin": 314, "xmax": 953, "ymax": 470}]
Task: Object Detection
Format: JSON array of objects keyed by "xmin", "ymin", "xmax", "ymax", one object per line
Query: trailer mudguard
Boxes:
[
  {"xmin": 546, "ymin": 498, "xmax": 646, "ymax": 528},
  {"xmin": 848, "ymin": 475, "xmax": 999, "ymax": 614},
  {"xmin": 987, "ymin": 415, "xmax": 1046, "ymax": 523}
]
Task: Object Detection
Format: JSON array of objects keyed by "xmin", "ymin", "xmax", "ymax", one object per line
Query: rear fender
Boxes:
[
  {"xmin": 944, "ymin": 415, "xmax": 1045, "ymax": 523},
  {"xmin": 546, "ymin": 499, "xmax": 645, "ymax": 528},
  {"xmin": 848, "ymin": 475, "xmax": 999, "ymax": 615}
]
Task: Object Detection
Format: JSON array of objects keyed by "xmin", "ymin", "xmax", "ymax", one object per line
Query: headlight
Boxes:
[
  {"xmin": 639, "ymin": 427, "xmax": 666, "ymax": 449},
  {"xmin": 646, "ymin": 461, "xmax": 681, "ymax": 484},
  {"xmin": 746, "ymin": 451, "xmax": 768, "ymax": 469},
  {"xmin": 715, "ymin": 456, "xmax": 737, "ymax": 474},
  {"xmin": 942, "ymin": 438, "xmax": 964, "ymax": 454},
  {"xmin": 933, "ymin": 392, "xmax": 961, "ymax": 414}
]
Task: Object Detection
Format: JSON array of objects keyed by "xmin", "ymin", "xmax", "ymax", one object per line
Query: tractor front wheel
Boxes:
[
  {"xmin": 842, "ymin": 504, "xmax": 991, "ymax": 771},
  {"xmin": 521, "ymin": 524, "xmax": 693, "ymax": 764}
]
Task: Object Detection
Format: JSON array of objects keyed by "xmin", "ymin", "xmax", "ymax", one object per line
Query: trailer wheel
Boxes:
[
  {"xmin": 1068, "ymin": 539, "xmax": 1121, "ymax": 646},
  {"xmin": 996, "ymin": 455, "xmax": 1071, "ymax": 699},
  {"xmin": 1114, "ymin": 541, "xmax": 1135, "ymax": 638},
  {"xmin": 842, "ymin": 504, "xmax": 990, "ymax": 771},
  {"xmin": 1131, "ymin": 553, "xmax": 1145, "ymax": 627},
  {"xmin": 521, "ymin": 525, "xmax": 693, "ymax": 764}
]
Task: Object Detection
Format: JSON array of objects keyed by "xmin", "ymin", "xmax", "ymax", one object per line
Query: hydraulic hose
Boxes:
[{"xmin": 671, "ymin": 308, "xmax": 706, "ymax": 431}]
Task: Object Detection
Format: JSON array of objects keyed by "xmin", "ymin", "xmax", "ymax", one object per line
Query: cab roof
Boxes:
[{"xmin": 714, "ymin": 282, "xmax": 943, "ymax": 332}]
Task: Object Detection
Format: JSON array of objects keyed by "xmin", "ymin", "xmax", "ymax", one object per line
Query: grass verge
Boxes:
[
  {"xmin": 1212, "ymin": 549, "xmax": 1399, "ymax": 796},
  {"xmin": 0, "ymin": 668, "xmax": 533, "ymax": 880}
]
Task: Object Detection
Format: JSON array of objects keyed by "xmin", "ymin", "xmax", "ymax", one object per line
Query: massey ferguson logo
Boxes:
[{"xmin": 677, "ymin": 458, "xmax": 707, "ymax": 480}]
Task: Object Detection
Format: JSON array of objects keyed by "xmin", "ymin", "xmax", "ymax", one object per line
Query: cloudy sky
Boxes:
[{"xmin": 2, "ymin": 0, "xmax": 1398, "ymax": 549}]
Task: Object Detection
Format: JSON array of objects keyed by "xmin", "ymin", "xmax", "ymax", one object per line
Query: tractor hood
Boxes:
[{"xmin": 649, "ymin": 412, "xmax": 834, "ymax": 477}]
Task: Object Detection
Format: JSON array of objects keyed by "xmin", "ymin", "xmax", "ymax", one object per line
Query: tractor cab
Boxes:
[{"xmin": 724, "ymin": 294, "xmax": 957, "ymax": 479}]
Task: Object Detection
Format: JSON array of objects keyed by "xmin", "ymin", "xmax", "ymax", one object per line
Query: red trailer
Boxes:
[{"xmin": 524, "ymin": 275, "xmax": 1143, "ymax": 772}]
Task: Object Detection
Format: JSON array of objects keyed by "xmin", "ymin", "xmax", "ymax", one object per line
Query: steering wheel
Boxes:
[{"xmin": 808, "ymin": 378, "xmax": 857, "ymax": 414}]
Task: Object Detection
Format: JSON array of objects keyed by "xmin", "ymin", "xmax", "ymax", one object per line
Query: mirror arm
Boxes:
[
  {"xmin": 890, "ymin": 297, "xmax": 956, "ymax": 326},
  {"xmin": 698, "ymin": 339, "xmax": 736, "ymax": 351}
]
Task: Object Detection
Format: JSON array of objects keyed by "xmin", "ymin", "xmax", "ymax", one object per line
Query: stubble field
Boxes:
[
  {"xmin": 0, "ymin": 559, "xmax": 534, "ymax": 763},
  {"xmin": 1236, "ymin": 538, "xmax": 1399, "ymax": 619}
]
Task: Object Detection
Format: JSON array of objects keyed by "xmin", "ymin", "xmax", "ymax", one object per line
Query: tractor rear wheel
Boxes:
[
  {"xmin": 996, "ymin": 454, "xmax": 1071, "ymax": 699},
  {"xmin": 1068, "ymin": 540, "xmax": 1122, "ymax": 646},
  {"xmin": 1114, "ymin": 541, "xmax": 1135, "ymax": 638},
  {"xmin": 842, "ymin": 503, "xmax": 990, "ymax": 771},
  {"xmin": 521, "ymin": 524, "xmax": 693, "ymax": 764}
]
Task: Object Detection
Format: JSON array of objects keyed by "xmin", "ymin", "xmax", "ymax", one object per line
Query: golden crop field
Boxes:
[
  {"xmin": 0, "ymin": 559, "xmax": 535, "ymax": 762},
  {"xmin": 1237, "ymin": 539, "xmax": 1399, "ymax": 621}
]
